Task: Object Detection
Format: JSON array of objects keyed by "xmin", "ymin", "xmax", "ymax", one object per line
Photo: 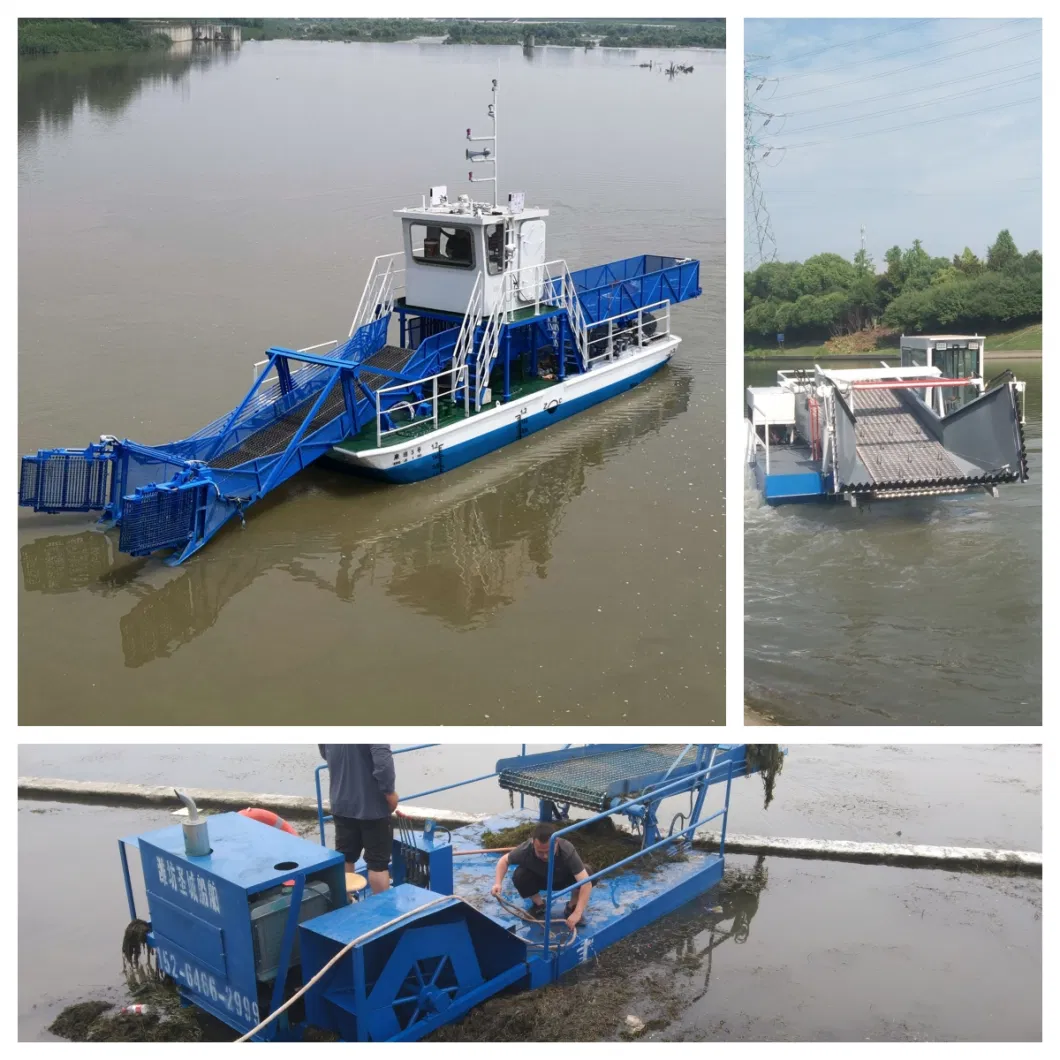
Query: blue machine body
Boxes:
[
  {"xmin": 299, "ymin": 884, "xmax": 529, "ymax": 1041},
  {"xmin": 391, "ymin": 828, "xmax": 454, "ymax": 895},
  {"xmin": 120, "ymin": 813, "xmax": 346, "ymax": 1040},
  {"xmin": 121, "ymin": 744, "xmax": 773, "ymax": 1042}
]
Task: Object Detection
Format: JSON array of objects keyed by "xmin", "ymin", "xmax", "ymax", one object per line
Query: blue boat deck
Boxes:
[
  {"xmin": 448, "ymin": 811, "xmax": 724, "ymax": 975},
  {"xmin": 754, "ymin": 444, "xmax": 828, "ymax": 502}
]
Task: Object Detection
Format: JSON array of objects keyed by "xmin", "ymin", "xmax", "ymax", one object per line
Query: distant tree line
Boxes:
[
  {"xmin": 234, "ymin": 18, "xmax": 724, "ymax": 49},
  {"xmin": 19, "ymin": 18, "xmax": 171, "ymax": 56},
  {"xmin": 744, "ymin": 230, "xmax": 1042, "ymax": 344}
]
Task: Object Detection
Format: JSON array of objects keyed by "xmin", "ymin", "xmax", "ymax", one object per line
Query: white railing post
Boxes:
[{"xmin": 433, "ymin": 375, "xmax": 438, "ymax": 430}]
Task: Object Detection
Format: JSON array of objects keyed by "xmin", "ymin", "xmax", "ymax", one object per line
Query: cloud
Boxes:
[{"xmin": 745, "ymin": 18, "xmax": 1042, "ymax": 266}]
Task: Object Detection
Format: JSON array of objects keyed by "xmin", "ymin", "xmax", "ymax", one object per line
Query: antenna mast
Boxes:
[{"xmin": 467, "ymin": 79, "xmax": 498, "ymax": 207}]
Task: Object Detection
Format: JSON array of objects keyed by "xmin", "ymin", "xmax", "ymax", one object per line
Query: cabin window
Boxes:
[
  {"xmin": 486, "ymin": 223, "xmax": 505, "ymax": 275},
  {"xmin": 900, "ymin": 346, "xmax": 927, "ymax": 368},
  {"xmin": 410, "ymin": 223, "xmax": 475, "ymax": 269}
]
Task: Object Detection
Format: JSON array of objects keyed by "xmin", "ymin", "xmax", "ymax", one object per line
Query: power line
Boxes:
[
  {"xmin": 778, "ymin": 73, "xmax": 1039, "ymax": 136},
  {"xmin": 771, "ymin": 26, "xmax": 1040, "ymax": 101},
  {"xmin": 785, "ymin": 57, "xmax": 1040, "ymax": 116},
  {"xmin": 777, "ymin": 94, "xmax": 1040, "ymax": 151},
  {"xmin": 772, "ymin": 18, "xmax": 1029, "ymax": 82},
  {"xmin": 748, "ymin": 18, "xmax": 937, "ymax": 69}
]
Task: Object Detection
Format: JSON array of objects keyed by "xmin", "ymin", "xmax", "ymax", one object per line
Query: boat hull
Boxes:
[{"xmin": 329, "ymin": 337, "xmax": 680, "ymax": 483}]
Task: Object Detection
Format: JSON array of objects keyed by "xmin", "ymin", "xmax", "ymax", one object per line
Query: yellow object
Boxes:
[{"xmin": 345, "ymin": 871, "xmax": 367, "ymax": 895}]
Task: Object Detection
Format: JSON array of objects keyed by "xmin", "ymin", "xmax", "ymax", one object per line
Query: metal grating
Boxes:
[
  {"xmin": 20, "ymin": 452, "xmax": 111, "ymax": 512},
  {"xmin": 118, "ymin": 485, "xmax": 203, "ymax": 555},
  {"xmin": 499, "ymin": 745, "xmax": 692, "ymax": 812},
  {"xmin": 209, "ymin": 346, "xmax": 410, "ymax": 471},
  {"xmin": 853, "ymin": 387, "xmax": 962, "ymax": 485}
]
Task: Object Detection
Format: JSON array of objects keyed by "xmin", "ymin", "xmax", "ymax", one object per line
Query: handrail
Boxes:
[
  {"xmin": 349, "ymin": 252, "xmax": 404, "ymax": 338},
  {"xmin": 374, "ymin": 365, "xmax": 468, "ymax": 447},
  {"xmin": 585, "ymin": 301, "xmax": 671, "ymax": 366},
  {"xmin": 750, "ymin": 402, "xmax": 772, "ymax": 474},
  {"xmin": 540, "ymin": 757, "xmax": 735, "ymax": 956}
]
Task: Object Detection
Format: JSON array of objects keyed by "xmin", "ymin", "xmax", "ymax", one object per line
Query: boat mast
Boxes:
[{"xmin": 466, "ymin": 79, "xmax": 498, "ymax": 207}]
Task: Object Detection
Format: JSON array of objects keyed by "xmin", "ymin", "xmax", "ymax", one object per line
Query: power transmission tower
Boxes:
[{"xmin": 745, "ymin": 57, "xmax": 779, "ymax": 268}]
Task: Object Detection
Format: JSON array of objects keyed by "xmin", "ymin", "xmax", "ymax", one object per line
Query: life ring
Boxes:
[{"xmin": 240, "ymin": 807, "xmax": 298, "ymax": 836}]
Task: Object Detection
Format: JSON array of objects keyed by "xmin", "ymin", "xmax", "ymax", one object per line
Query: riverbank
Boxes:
[
  {"xmin": 18, "ymin": 19, "xmax": 171, "ymax": 56},
  {"xmin": 747, "ymin": 348, "xmax": 1041, "ymax": 363},
  {"xmin": 239, "ymin": 18, "xmax": 726, "ymax": 49},
  {"xmin": 746, "ymin": 322, "xmax": 1043, "ymax": 360}
]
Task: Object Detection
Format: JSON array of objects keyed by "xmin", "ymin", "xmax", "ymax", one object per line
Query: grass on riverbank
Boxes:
[
  {"xmin": 745, "ymin": 322, "xmax": 1042, "ymax": 358},
  {"xmin": 19, "ymin": 19, "xmax": 171, "ymax": 56}
]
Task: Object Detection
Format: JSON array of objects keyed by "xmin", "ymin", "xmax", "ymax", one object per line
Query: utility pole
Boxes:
[
  {"xmin": 745, "ymin": 57, "xmax": 779, "ymax": 269},
  {"xmin": 860, "ymin": 223, "xmax": 866, "ymax": 254}
]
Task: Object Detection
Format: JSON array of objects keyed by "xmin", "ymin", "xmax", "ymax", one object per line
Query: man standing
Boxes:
[
  {"xmin": 319, "ymin": 744, "xmax": 398, "ymax": 895},
  {"xmin": 490, "ymin": 824, "xmax": 592, "ymax": 928}
]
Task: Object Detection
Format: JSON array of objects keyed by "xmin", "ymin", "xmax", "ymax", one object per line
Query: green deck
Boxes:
[{"xmin": 333, "ymin": 373, "xmax": 558, "ymax": 454}]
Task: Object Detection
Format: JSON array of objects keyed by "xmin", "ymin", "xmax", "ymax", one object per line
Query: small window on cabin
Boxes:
[
  {"xmin": 485, "ymin": 224, "xmax": 505, "ymax": 275},
  {"xmin": 901, "ymin": 347, "xmax": 927, "ymax": 368},
  {"xmin": 410, "ymin": 223, "xmax": 474, "ymax": 269}
]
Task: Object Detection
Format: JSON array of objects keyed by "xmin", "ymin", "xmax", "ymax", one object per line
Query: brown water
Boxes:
[
  {"xmin": 744, "ymin": 357, "xmax": 1042, "ymax": 724},
  {"xmin": 18, "ymin": 744, "xmax": 1041, "ymax": 1041},
  {"xmin": 18, "ymin": 41, "xmax": 725, "ymax": 724}
]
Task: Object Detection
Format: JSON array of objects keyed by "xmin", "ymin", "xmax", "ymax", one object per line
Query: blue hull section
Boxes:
[{"xmin": 350, "ymin": 357, "xmax": 667, "ymax": 484}]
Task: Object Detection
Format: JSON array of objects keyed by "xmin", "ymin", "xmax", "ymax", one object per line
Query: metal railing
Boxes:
[
  {"xmin": 451, "ymin": 272, "xmax": 484, "ymax": 396},
  {"xmin": 374, "ymin": 364, "xmax": 469, "ymax": 447},
  {"xmin": 748, "ymin": 402, "xmax": 772, "ymax": 473},
  {"xmin": 349, "ymin": 252, "xmax": 405, "ymax": 338},
  {"xmin": 252, "ymin": 339, "xmax": 340, "ymax": 385},
  {"xmin": 585, "ymin": 300, "xmax": 672, "ymax": 366},
  {"xmin": 472, "ymin": 282, "xmax": 506, "ymax": 410},
  {"xmin": 314, "ymin": 744, "xmax": 534, "ymax": 846},
  {"xmin": 539, "ymin": 757, "xmax": 735, "ymax": 957}
]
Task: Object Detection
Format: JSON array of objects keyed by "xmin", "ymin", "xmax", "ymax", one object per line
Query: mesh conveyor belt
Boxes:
[
  {"xmin": 210, "ymin": 346, "xmax": 411, "ymax": 470},
  {"xmin": 853, "ymin": 386, "xmax": 963, "ymax": 484},
  {"xmin": 499, "ymin": 744, "xmax": 692, "ymax": 812}
]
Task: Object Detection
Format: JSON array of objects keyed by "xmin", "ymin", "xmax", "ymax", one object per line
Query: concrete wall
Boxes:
[{"xmin": 135, "ymin": 22, "xmax": 241, "ymax": 46}]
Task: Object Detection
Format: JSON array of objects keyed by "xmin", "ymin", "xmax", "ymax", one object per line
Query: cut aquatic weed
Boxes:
[
  {"xmin": 481, "ymin": 817, "xmax": 682, "ymax": 876},
  {"xmin": 744, "ymin": 745, "xmax": 784, "ymax": 808}
]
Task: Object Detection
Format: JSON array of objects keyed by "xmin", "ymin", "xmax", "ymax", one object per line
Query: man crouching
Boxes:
[{"xmin": 491, "ymin": 823, "xmax": 592, "ymax": 928}]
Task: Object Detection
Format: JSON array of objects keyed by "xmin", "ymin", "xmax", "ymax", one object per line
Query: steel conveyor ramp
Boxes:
[
  {"xmin": 831, "ymin": 377, "xmax": 1028, "ymax": 498},
  {"xmin": 854, "ymin": 386, "xmax": 963, "ymax": 483},
  {"xmin": 495, "ymin": 744, "xmax": 747, "ymax": 812}
]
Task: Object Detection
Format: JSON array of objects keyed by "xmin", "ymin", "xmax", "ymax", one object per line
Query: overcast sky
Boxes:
[{"xmin": 744, "ymin": 18, "xmax": 1042, "ymax": 268}]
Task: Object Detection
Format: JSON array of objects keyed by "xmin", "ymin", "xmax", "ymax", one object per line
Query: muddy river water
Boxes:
[
  {"xmin": 18, "ymin": 744, "xmax": 1041, "ymax": 1041},
  {"xmin": 745, "ymin": 357, "xmax": 1042, "ymax": 725},
  {"xmin": 18, "ymin": 40, "xmax": 724, "ymax": 724}
]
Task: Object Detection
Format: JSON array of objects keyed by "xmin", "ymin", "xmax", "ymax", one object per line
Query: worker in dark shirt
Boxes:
[
  {"xmin": 319, "ymin": 745, "xmax": 398, "ymax": 895},
  {"xmin": 491, "ymin": 823, "xmax": 592, "ymax": 928}
]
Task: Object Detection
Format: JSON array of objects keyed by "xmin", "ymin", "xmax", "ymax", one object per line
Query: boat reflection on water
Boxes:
[{"xmin": 20, "ymin": 369, "xmax": 691, "ymax": 668}]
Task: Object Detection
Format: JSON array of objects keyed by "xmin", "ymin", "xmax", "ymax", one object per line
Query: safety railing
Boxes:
[
  {"xmin": 749, "ymin": 403, "xmax": 771, "ymax": 473},
  {"xmin": 472, "ymin": 284, "xmax": 506, "ymax": 410},
  {"xmin": 349, "ymin": 252, "xmax": 405, "ymax": 338},
  {"xmin": 252, "ymin": 339, "xmax": 340, "ymax": 385},
  {"xmin": 585, "ymin": 299, "xmax": 672, "ymax": 367},
  {"xmin": 451, "ymin": 272, "xmax": 484, "ymax": 394},
  {"xmin": 314, "ymin": 744, "xmax": 535, "ymax": 846},
  {"xmin": 374, "ymin": 364, "xmax": 469, "ymax": 447},
  {"xmin": 539, "ymin": 757, "xmax": 735, "ymax": 958}
]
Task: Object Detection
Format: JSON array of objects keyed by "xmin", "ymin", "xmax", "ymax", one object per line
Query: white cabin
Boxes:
[{"xmin": 395, "ymin": 186, "xmax": 549, "ymax": 316}]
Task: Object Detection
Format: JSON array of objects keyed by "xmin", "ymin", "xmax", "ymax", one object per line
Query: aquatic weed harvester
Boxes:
[
  {"xmin": 745, "ymin": 336, "xmax": 1028, "ymax": 504},
  {"xmin": 116, "ymin": 744, "xmax": 775, "ymax": 1041},
  {"xmin": 20, "ymin": 81, "xmax": 700, "ymax": 564}
]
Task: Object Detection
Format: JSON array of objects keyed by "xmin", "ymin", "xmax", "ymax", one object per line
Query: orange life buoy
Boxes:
[{"xmin": 240, "ymin": 807, "xmax": 298, "ymax": 836}]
